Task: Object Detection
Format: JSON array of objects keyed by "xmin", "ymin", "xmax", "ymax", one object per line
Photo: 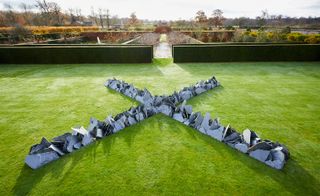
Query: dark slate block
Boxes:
[
  {"xmin": 265, "ymin": 147, "xmax": 286, "ymax": 169},
  {"xmin": 179, "ymin": 90, "xmax": 192, "ymax": 100},
  {"xmin": 234, "ymin": 143, "xmax": 249, "ymax": 153},
  {"xmin": 74, "ymin": 142, "xmax": 82, "ymax": 149},
  {"xmin": 195, "ymin": 87, "xmax": 206, "ymax": 95},
  {"xmin": 249, "ymin": 149, "xmax": 271, "ymax": 162},
  {"xmin": 200, "ymin": 113, "xmax": 211, "ymax": 132},
  {"xmin": 223, "ymin": 132, "xmax": 241, "ymax": 144},
  {"xmin": 25, "ymin": 150, "xmax": 59, "ymax": 169},
  {"xmin": 49, "ymin": 144, "xmax": 65, "ymax": 156},
  {"xmin": 206, "ymin": 126, "xmax": 225, "ymax": 141},
  {"xmin": 29, "ymin": 137, "xmax": 51, "ymax": 155},
  {"xmin": 87, "ymin": 117, "xmax": 98, "ymax": 133},
  {"xmin": 248, "ymin": 141, "xmax": 274, "ymax": 152},
  {"xmin": 173, "ymin": 112, "xmax": 184, "ymax": 122},
  {"xmin": 82, "ymin": 133, "xmax": 93, "ymax": 146},
  {"xmin": 128, "ymin": 116, "xmax": 137, "ymax": 125},
  {"xmin": 66, "ymin": 135, "xmax": 80, "ymax": 152}
]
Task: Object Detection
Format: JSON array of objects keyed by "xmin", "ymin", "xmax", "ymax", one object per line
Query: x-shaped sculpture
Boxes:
[{"xmin": 25, "ymin": 76, "xmax": 290, "ymax": 170}]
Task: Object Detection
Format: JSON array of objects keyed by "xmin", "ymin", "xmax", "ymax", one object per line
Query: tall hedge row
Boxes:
[
  {"xmin": 173, "ymin": 44, "xmax": 320, "ymax": 63},
  {"xmin": 0, "ymin": 45, "xmax": 153, "ymax": 64}
]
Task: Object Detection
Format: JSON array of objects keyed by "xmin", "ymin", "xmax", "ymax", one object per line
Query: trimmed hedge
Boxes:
[
  {"xmin": 173, "ymin": 44, "xmax": 320, "ymax": 63},
  {"xmin": 0, "ymin": 45, "xmax": 153, "ymax": 64}
]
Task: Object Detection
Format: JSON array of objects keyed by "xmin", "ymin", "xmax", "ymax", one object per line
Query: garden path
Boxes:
[{"xmin": 154, "ymin": 34, "xmax": 172, "ymax": 58}]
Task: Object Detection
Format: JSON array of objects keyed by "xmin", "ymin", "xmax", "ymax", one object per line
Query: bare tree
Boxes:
[
  {"xmin": 106, "ymin": 9, "xmax": 110, "ymax": 29},
  {"xmin": 35, "ymin": 0, "xmax": 51, "ymax": 25},
  {"xmin": 98, "ymin": 8, "xmax": 104, "ymax": 28},
  {"xmin": 195, "ymin": 10, "xmax": 208, "ymax": 27},
  {"xmin": 127, "ymin": 12, "xmax": 140, "ymax": 28},
  {"xmin": 68, "ymin": 8, "xmax": 77, "ymax": 24},
  {"xmin": 35, "ymin": 0, "xmax": 62, "ymax": 25},
  {"xmin": 19, "ymin": 3, "xmax": 32, "ymax": 25},
  {"xmin": 3, "ymin": 3, "xmax": 17, "ymax": 26},
  {"xmin": 75, "ymin": 8, "xmax": 83, "ymax": 23},
  {"xmin": 51, "ymin": 2, "xmax": 62, "ymax": 25},
  {"xmin": 256, "ymin": 9, "xmax": 269, "ymax": 27},
  {"xmin": 209, "ymin": 9, "xmax": 225, "ymax": 27},
  {"xmin": 90, "ymin": 7, "xmax": 99, "ymax": 25}
]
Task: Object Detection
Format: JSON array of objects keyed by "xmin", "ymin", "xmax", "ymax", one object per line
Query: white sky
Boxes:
[{"xmin": 1, "ymin": 0, "xmax": 319, "ymax": 20}]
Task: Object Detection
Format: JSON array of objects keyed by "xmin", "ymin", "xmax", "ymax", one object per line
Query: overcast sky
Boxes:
[{"xmin": 1, "ymin": 0, "xmax": 319, "ymax": 20}]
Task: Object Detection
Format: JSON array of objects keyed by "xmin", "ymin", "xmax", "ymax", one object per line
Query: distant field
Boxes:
[{"xmin": 0, "ymin": 60, "xmax": 319, "ymax": 195}]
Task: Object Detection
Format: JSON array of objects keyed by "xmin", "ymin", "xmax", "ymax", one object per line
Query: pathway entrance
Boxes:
[{"xmin": 154, "ymin": 34, "xmax": 172, "ymax": 58}]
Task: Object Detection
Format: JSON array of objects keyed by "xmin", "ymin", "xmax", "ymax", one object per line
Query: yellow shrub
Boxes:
[
  {"xmin": 8, "ymin": 26, "xmax": 101, "ymax": 35},
  {"xmin": 249, "ymin": 32, "xmax": 258, "ymax": 37},
  {"xmin": 304, "ymin": 35, "xmax": 320, "ymax": 44}
]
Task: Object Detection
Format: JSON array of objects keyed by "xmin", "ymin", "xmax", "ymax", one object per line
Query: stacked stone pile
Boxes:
[
  {"xmin": 165, "ymin": 101, "xmax": 290, "ymax": 169},
  {"xmin": 25, "ymin": 76, "xmax": 289, "ymax": 170},
  {"xmin": 25, "ymin": 104, "xmax": 156, "ymax": 169}
]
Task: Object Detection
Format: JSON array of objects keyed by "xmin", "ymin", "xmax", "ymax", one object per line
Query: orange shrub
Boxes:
[{"xmin": 0, "ymin": 26, "xmax": 99, "ymax": 35}]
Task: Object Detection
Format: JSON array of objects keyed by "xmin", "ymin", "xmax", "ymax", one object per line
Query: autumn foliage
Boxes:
[{"xmin": 0, "ymin": 26, "xmax": 99, "ymax": 35}]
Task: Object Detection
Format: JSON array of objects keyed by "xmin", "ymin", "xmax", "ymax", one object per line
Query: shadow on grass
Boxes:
[
  {"xmin": 195, "ymin": 127, "xmax": 320, "ymax": 195},
  {"xmin": 12, "ymin": 140, "xmax": 98, "ymax": 195},
  {"xmin": 239, "ymin": 153, "xmax": 320, "ymax": 195},
  {"xmin": 12, "ymin": 114, "xmax": 320, "ymax": 195},
  {"xmin": 11, "ymin": 115, "xmax": 149, "ymax": 195},
  {"xmin": 106, "ymin": 88, "xmax": 138, "ymax": 106}
]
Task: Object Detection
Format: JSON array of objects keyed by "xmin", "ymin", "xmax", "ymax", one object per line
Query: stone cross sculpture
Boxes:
[{"xmin": 25, "ymin": 76, "xmax": 290, "ymax": 170}]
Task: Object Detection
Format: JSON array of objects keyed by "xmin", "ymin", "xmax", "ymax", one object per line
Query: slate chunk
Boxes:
[
  {"xmin": 65, "ymin": 135, "xmax": 79, "ymax": 153},
  {"xmin": 195, "ymin": 87, "xmax": 206, "ymax": 95},
  {"xmin": 200, "ymin": 113, "xmax": 211, "ymax": 132},
  {"xmin": 179, "ymin": 90, "xmax": 193, "ymax": 100},
  {"xmin": 96, "ymin": 128, "xmax": 103, "ymax": 138},
  {"xmin": 72, "ymin": 126, "xmax": 88, "ymax": 136},
  {"xmin": 74, "ymin": 142, "xmax": 82, "ymax": 149},
  {"xmin": 49, "ymin": 144, "xmax": 65, "ymax": 156},
  {"xmin": 87, "ymin": 117, "xmax": 98, "ymax": 133},
  {"xmin": 249, "ymin": 149, "xmax": 271, "ymax": 162},
  {"xmin": 243, "ymin": 129, "xmax": 252, "ymax": 145},
  {"xmin": 82, "ymin": 133, "xmax": 93, "ymax": 146},
  {"xmin": 206, "ymin": 126, "xmax": 225, "ymax": 141},
  {"xmin": 128, "ymin": 116, "xmax": 137, "ymax": 125},
  {"xmin": 223, "ymin": 132, "xmax": 241, "ymax": 144},
  {"xmin": 173, "ymin": 112, "xmax": 184, "ymax": 122},
  {"xmin": 248, "ymin": 141, "xmax": 274, "ymax": 152},
  {"xmin": 234, "ymin": 143, "xmax": 249, "ymax": 153},
  {"xmin": 25, "ymin": 150, "xmax": 59, "ymax": 169},
  {"xmin": 265, "ymin": 147, "xmax": 286, "ymax": 169},
  {"xmin": 29, "ymin": 137, "xmax": 51, "ymax": 154},
  {"xmin": 243, "ymin": 129, "xmax": 260, "ymax": 147}
]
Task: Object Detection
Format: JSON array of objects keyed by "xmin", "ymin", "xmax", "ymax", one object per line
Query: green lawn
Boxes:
[{"xmin": 0, "ymin": 60, "xmax": 319, "ymax": 195}]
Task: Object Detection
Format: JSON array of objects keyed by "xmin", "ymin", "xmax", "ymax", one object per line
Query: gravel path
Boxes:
[
  {"xmin": 154, "ymin": 34, "xmax": 172, "ymax": 58},
  {"xmin": 154, "ymin": 42, "xmax": 172, "ymax": 58}
]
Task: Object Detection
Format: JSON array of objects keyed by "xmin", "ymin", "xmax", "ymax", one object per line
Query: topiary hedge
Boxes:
[
  {"xmin": 173, "ymin": 44, "xmax": 320, "ymax": 63},
  {"xmin": 0, "ymin": 45, "xmax": 153, "ymax": 64}
]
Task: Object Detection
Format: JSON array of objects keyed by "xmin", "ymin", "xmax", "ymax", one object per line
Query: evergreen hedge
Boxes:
[
  {"xmin": 173, "ymin": 44, "xmax": 320, "ymax": 62},
  {"xmin": 0, "ymin": 45, "xmax": 153, "ymax": 64}
]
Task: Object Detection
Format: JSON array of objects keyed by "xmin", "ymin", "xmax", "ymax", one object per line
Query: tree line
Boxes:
[
  {"xmin": 0, "ymin": 0, "xmax": 141, "ymax": 28},
  {"xmin": 171, "ymin": 10, "xmax": 320, "ymax": 29},
  {"xmin": 0, "ymin": 1, "xmax": 319, "ymax": 29}
]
